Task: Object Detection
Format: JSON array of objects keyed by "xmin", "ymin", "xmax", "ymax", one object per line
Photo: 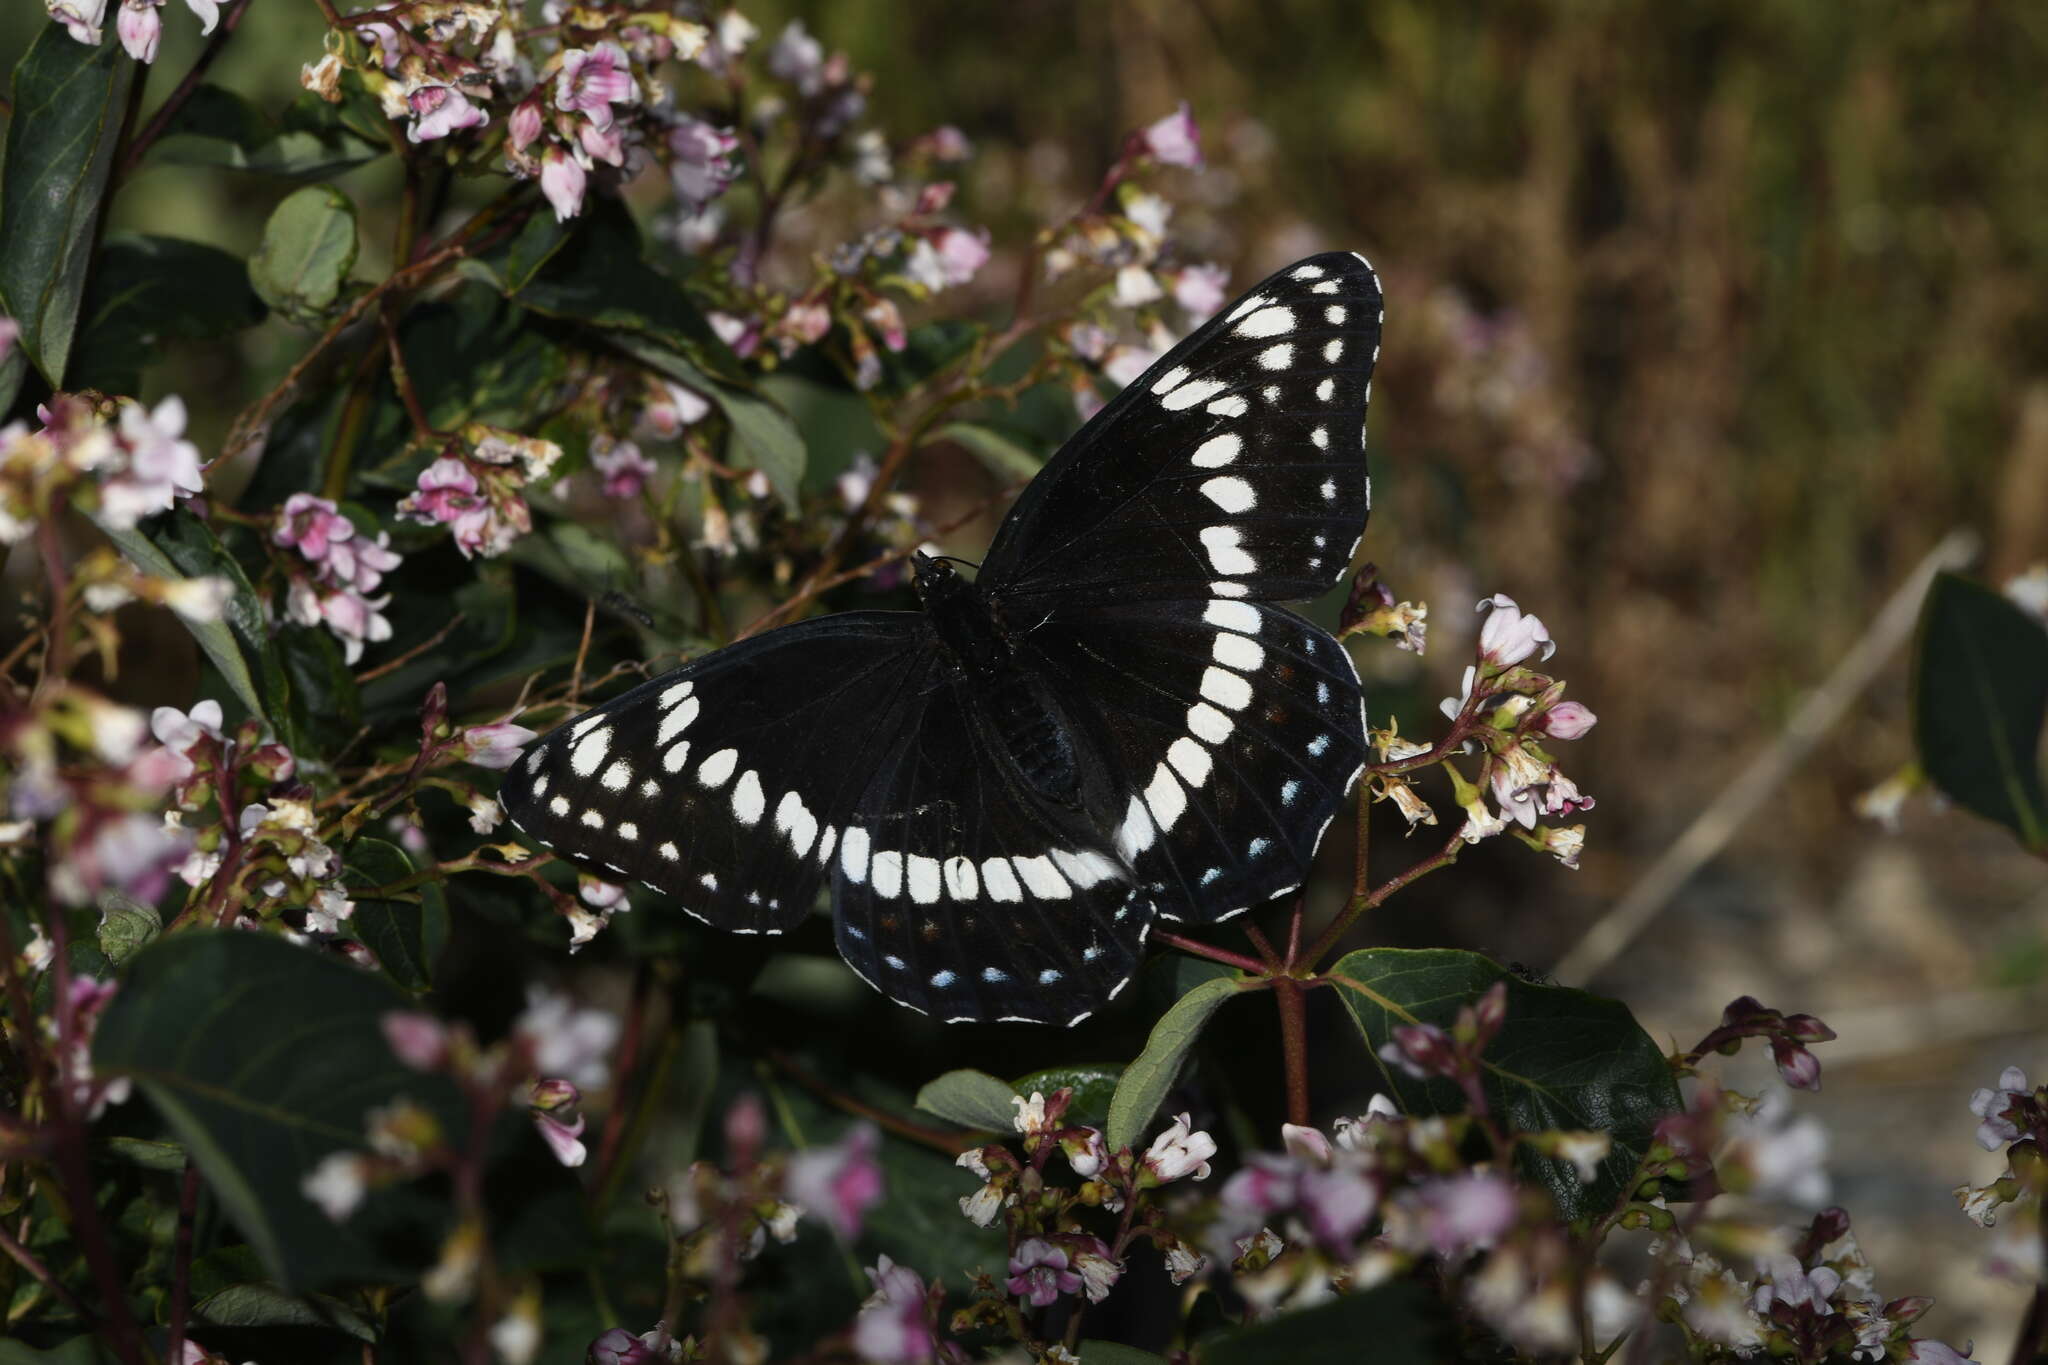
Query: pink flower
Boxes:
[
  {"xmin": 507, "ymin": 97, "xmax": 543, "ymax": 154},
  {"xmin": 1401, "ymin": 1173, "xmax": 1518, "ymax": 1257},
  {"xmin": 591, "ymin": 437, "xmax": 656, "ymax": 499},
  {"xmin": 99, "ymin": 395, "xmax": 205, "ymax": 528},
  {"xmin": 905, "ymin": 227, "xmax": 990, "ymax": 292},
  {"xmin": 1298, "ymin": 1164, "xmax": 1379, "ymax": 1247},
  {"xmin": 708, "ymin": 311, "xmax": 760, "ymax": 358},
  {"xmin": 530, "ymin": 1079, "xmax": 589, "ymax": 1167},
  {"xmin": 579, "ymin": 121, "xmax": 626, "ymax": 168},
  {"xmin": 1172, "ymin": 263, "xmax": 1231, "ymax": 319},
  {"xmin": 150, "ymin": 699, "xmax": 222, "ymax": 783},
  {"xmin": 767, "ymin": 20, "xmax": 825, "ymax": 94},
  {"xmin": 578, "ymin": 875, "xmax": 625, "ymax": 910},
  {"xmin": 668, "ymin": 115, "xmax": 741, "ymax": 209},
  {"xmin": 1113, "ymin": 265, "xmax": 1164, "ymax": 308},
  {"xmin": 1905, "ymin": 1342, "xmax": 1974, "ymax": 1365},
  {"xmin": 555, "ymin": 44, "xmax": 638, "ymax": 130},
  {"xmin": 1070, "ymin": 1237, "xmax": 1121, "ymax": 1303},
  {"xmin": 853, "ymin": 1257, "xmax": 932, "ymax": 1364},
  {"xmin": 459, "ymin": 721, "xmax": 536, "ymax": 770},
  {"xmin": 785, "ymin": 1122, "xmax": 884, "ymax": 1241},
  {"xmin": 634, "ymin": 382, "xmax": 711, "ymax": 439},
  {"xmin": 406, "ymin": 83, "xmax": 489, "ymax": 144},
  {"xmin": 398, "ymin": 457, "xmax": 484, "ymax": 523},
  {"xmin": 47, "ymin": 0, "xmax": 106, "ymax": 44},
  {"xmin": 925, "ymin": 125, "xmax": 972, "ymax": 161},
  {"xmin": 1476, "ymin": 593, "xmax": 1555, "ymax": 667},
  {"xmin": 1005, "ymin": 1238, "xmax": 1083, "ymax": 1307},
  {"xmin": 117, "ymin": 0, "xmax": 162, "ymax": 62},
  {"xmin": 1142, "ymin": 1113, "xmax": 1216, "ymax": 1183},
  {"xmin": 381, "ymin": 1011, "xmax": 450, "ymax": 1071},
  {"xmin": 1970, "ymin": 1066, "xmax": 2032, "ymax": 1151},
  {"xmin": 1139, "ymin": 102, "xmax": 1203, "ymax": 167},
  {"xmin": 862, "ymin": 298, "xmax": 907, "ymax": 352},
  {"xmin": 585, "ymin": 1327, "xmax": 663, "ymax": 1365},
  {"xmin": 1101, "ymin": 343, "xmax": 1160, "ymax": 389},
  {"xmin": 515, "ymin": 988, "xmax": 620, "ymax": 1091},
  {"xmin": 540, "ymin": 146, "xmax": 588, "ymax": 222},
  {"xmin": 1539, "ymin": 700, "xmax": 1597, "ymax": 740}
]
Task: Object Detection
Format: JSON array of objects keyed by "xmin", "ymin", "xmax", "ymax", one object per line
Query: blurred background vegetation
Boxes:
[{"xmin": 5, "ymin": 0, "xmax": 2044, "ymax": 1350}]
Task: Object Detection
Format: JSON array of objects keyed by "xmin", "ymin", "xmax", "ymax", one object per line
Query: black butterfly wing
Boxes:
[
  {"xmin": 1030, "ymin": 595, "xmax": 1368, "ymax": 923},
  {"xmin": 829, "ymin": 656, "xmax": 1151, "ymax": 1026},
  {"xmin": 980, "ymin": 251, "xmax": 1383, "ymax": 606},
  {"xmin": 498, "ymin": 613, "xmax": 933, "ymax": 935}
]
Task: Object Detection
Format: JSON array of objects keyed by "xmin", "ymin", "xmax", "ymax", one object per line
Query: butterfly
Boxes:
[{"xmin": 500, "ymin": 252, "xmax": 1383, "ymax": 1025}]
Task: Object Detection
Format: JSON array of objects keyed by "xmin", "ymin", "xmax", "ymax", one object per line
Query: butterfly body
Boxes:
[{"xmin": 502, "ymin": 251, "xmax": 1385, "ymax": 1024}]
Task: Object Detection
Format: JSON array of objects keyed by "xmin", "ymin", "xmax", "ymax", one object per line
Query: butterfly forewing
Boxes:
[
  {"xmin": 980, "ymin": 251, "xmax": 1382, "ymax": 607},
  {"xmin": 499, "ymin": 613, "xmax": 934, "ymax": 933}
]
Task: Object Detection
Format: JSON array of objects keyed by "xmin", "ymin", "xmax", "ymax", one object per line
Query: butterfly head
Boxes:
[{"xmin": 911, "ymin": 551, "xmax": 980, "ymax": 605}]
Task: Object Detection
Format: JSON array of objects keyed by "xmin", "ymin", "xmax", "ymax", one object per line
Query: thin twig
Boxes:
[
  {"xmin": 0, "ymin": 1218, "xmax": 95, "ymax": 1325},
  {"xmin": 1150, "ymin": 932, "xmax": 1268, "ymax": 976},
  {"xmin": 119, "ymin": 0, "xmax": 254, "ymax": 178},
  {"xmin": 354, "ymin": 613, "xmax": 466, "ymax": 684},
  {"xmin": 1553, "ymin": 527, "xmax": 1978, "ymax": 985},
  {"xmin": 763, "ymin": 1049, "xmax": 976, "ymax": 1153}
]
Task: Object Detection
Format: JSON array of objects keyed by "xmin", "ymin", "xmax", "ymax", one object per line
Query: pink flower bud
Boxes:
[
  {"xmin": 540, "ymin": 146, "xmax": 588, "ymax": 223},
  {"xmin": 530, "ymin": 1077, "xmax": 581, "ymax": 1112},
  {"xmin": 1539, "ymin": 700, "xmax": 1597, "ymax": 740},
  {"xmin": 117, "ymin": 0, "xmax": 162, "ymax": 63},
  {"xmin": 1139, "ymin": 101, "xmax": 1203, "ymax": 167},
  {"xmin": 459, "ymin": 721, "xmax": 537, "ymax": 770},
  {"xmin": 508, "ymin": 96, "xmax": 543, "ymax": 152},
  {"xmin": 381, "ymin": 1011, "xmax": 450, "ymax": 1071},
  {"xmin": 1476, "ymin": 593, "xmax": 1554, "ymax": 667}
]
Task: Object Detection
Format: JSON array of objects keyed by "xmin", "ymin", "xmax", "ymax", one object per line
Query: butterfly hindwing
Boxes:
[
  {"xmin": 1031, "ymin": 596, "xmax": 1368, "ymax": 922},
  {"xmin": 498, "ymin": 613, "xmax": 933, "ymax": 934},
  {"xmin": 829, "ymin": 653, "xmax": 1150, "ymax": 1025},
  {"xmin": 980, "ymin": 251, "xmax": 1383, "ymax": 607}
]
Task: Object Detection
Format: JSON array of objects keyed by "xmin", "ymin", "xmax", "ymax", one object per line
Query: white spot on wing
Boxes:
[
  {"xmin": 1204, "ymin": 599, "xmax": 1261, "ymax": 634},
  {"xmin": 658, "ymin": 841, "xmax": 679, "ymax": 860},
  {"xmin": 1151, "ymin": 364, "xmax": 1191, "ymax": 395},
  {"xmin": 1190, "ymin": 433, "xmax": 1241, "ymax": 467},
  {"xmin": 1234, "ymin": 305, "xmax": 1294, "ymax": 339},
  {"xmin": 1213, "ymin": 632, "xmax": 1265, "ymax": 672},
  {"xmin": 1200, "ymin": 475, "xmax": 1256, "ymax": 514},
  {"xmin": 1311, "ymin": 427, "xmax": 1329, "ymax": 449},
  {"xmin": 1292, "ymin": 264, "xmax": 1326, "ymax": 280},
  {"xmin": 1116, "ymin": 796, "xmax": 1158, "ymax": 860},
  {"xmin": 731, "ymin": 770, "xmax": 765, "ymax": 825},
  {"xmin": 775, "ymin": 790, "xmax": 817, "ymax": 856},
  {"xmin": 1326, "ymin": 305, "xmax": 1348, "ymax": 324},
  {"xmin": 1187, "ymin": 701, "xmax": 1235, "ymax": 744},
  {"xmin": 1160, "ymin": 378, "xmax": 1226, "ymax": 411},
  {"xmin": 657, "ymin": 695, "xmax": 699, "ymax": 744},
  {"xmin": 549, "ymin": 795, "xmax": 570, "ymax": 816},
  {"xmin": 1308, "ymin": 734, "xmax": 1332, "ymax": 756},
  {"xmin": 1323, "ymin": 339, "xmax": 1344, "ymax": 363},
  {"xmin": 1207, "ymin": 395, "xmax": 1249, "ymax": 418},
  {"xmin": 871, "ymin": 850, "xmax": 904, "ymax": 899},
  {"xmin": 697, "ymin": 747, "xmax": 738, "ymax": 788},
  {"xmin": 581, "ymin": 809, "xmax": 604, "ymax": 828},
  {"xmin": 618, "ymin": 821, "xmax": 639, "ymax": 841},
  {"xmin": 601, "ymin": 759, "xmax": 631, "ymax": 792},
  {"xmin": 663, "ymin": 740, "xmax": 691, "ymax": 774},
  {"xmin": 1200, "ymin": 666, "xmax": 1253, "ymax": 711},
  {"xmin": 1210, "ymin": 580, "xmax": 1248, "ymax": 598},
  {"xmin": 660, "ymin": 680, "xmax": 694, "ymax": 708},
  {"xmin": 1051, "ymin": 848, "xmax": 1117, "ymax": 888},
  {"xmin": 980, "ymin": 857, "xmax": 1023, "ymax": 901},
  {"xmin": 1258, "ymin": 343, "xmax": 1294, "ymax": 371},
  {"xmin": 1199, "ymin": 525, "xmax": 1257, "ymax": 575},
  {"xmin": 1316, "ymin": 378, "xmax": 1335, "ymax": 401},
  {"xmin": 840, "ymin": 826, "xmax": 871, "ymax": 884},
  {"xmin": 944, "ymin": 856, "xmax": 979, "ymax": 899},
  {"xmin": 1167, "ymin": 737, "xmax": 1213, "ymax": 788},
  {"xmin": 570, "ymin": 726, "xmax": 610, "ymax": 777},
  {"xmin": 1012, "ymin": 855, "xmax": 1072, "ymax": 900},
  {"xmin": 1144, "ymin": 765, "xmax": 1188, "ymax": 829},
  {"xmin": 906, "ymin": 854, "xmax": 942, "ymax": 904}
]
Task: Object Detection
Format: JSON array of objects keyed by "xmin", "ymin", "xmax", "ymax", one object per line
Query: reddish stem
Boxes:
[
  {"xmin": 1150, "ymin": 931, "xmax": 1268, "ymax": 977},
  {"xmin": 1273, "ymin": 977, "xmax": 1311, "ymax": 1127}
]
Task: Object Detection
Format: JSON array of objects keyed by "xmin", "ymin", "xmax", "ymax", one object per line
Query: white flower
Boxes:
[
  {"xmin": 515, "ymin": 988, "xmax": 620, "ymax": 1090},
  {"xmin": 1011, "ymin": 1090, "xmax": 1053, "ymax": 1136},
  {"xmin": 1476, "ymin": 593, "xmax": 1555, "ymax": 667},
  {"xmin": 959, "ymin": 1180, "xmax": 1004, "ymax": 1228},
  {"xmin": 1142, "ymin": 1112, "xmax": 1216, "ymax": 1182},
  {"xmin": 1114, "ymin": 265, "xmax": 1165, "ymax": 308},
  {"xmin": 302, "ymin": 1151, "xmax": 369, "ymax": 1221}
]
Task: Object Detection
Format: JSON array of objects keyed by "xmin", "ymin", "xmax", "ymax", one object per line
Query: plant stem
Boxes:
[
  {"xmin": 0, "ymin": 1218, "xmax": 95, "ymax": 1326},
  {"xmin": 166, "ymin": 1162, "xmax": 202, "ymax": 1363},
  {"xmin": 1150, "ymin": 931, "xmax": 1268, "ymax": 976},
  {"xmin": 1273, "ymin": 976, "xmax": 1311, "ymax": 1127},
  {"xmin": 591, "ymin": 963, "xmax": 653, "ymax": 1191},
  {"xmin": 118, "ymin": 0, "xmax": 253, "ymax": 178}
]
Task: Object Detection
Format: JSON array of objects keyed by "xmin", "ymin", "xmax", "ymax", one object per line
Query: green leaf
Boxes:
[
  {"xmin": 1011, "ymin": 1064, "xmax": 1123, "ymax": 1130},
  {"xmin": 0, "ymin": 1339, "xmax": 105, "ymax": 1365},
  {"xmin": 94, "ymin": 517, "xmax": 270, "ymax": 729},
  {"xmin": 275, "ymin": 622, "xmax": 363, "ymax": 761},
  {"xmin": 913, "ymin": 1069, "xmax": 1018, "ymax": 1131},
  {"xmin": 933, "ymin": 421, "xmax": 1045, "ymax": 483},
  {"xmin": 1201, "ymin": 1283, "xmax": 1445, "ymax": 1364},
  {"xmin": 0, "ymin": 25, "xmax": 133, "ymax": 388},
  {"xmin": 344, "ymin": 839, "xmax": 448, "ymax": 993},
  {"xmin": 249, "ymin": 185, "xmax": 360, "ymax": 324},
  {"xmin": 93, "ymin": 931, "xmax": 460, "ymax": 1290},
  {"xmin": 617, "ymin": 337, "xmax": 806, "ymax": 513},
  {"xmin": 194, "ymin": 1282, "xmax": 377, "ymax": 1342},
  {"xmin": 71, "ymin": 233, "xmax": 267, "ymax": 395},
  {"xmin": 95, "ymin": 891, "xmax": 160, "ymax": 967},
  {"xmin": 1106, "ymin": 972, "xmax": 1245, "ymax": 1152},
  {"xmin": 147, "ymin": 85, "xmax": 382, "ymax": 181},
  {"xmin": 1913, "ymin": 571, "xmax": 2048, "ymax": 848},
  {"xmin": 1076, "ymin": 1344, "xmax": 1169, "ymax": 1365},
  {"xmin": 1330, "ymin": 947, "xmax": 1682, "ymax": 1220},
  {"xmin": 105, "ymin": 1135, "xmax": 186, "ymax": 1171},
  {"xmin": 457, "ymin": 210, "xmax": 575, "ymax": 295}
]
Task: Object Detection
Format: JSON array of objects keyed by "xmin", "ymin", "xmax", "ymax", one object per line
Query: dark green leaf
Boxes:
[
  {"xmin": 913, "ymin": 1068, "xmax": 1018, "ymax": 1131},
  {"xmin": 933, "ymin": 421, "xmax": 1045, "ymax": 483},
  {"xmin": 95, "ymin": 516, "xmax": 271, "ymax": 729},
  {"xmin": 617, "ymin": 338, "xmax": 806, "ymax": 513},
  {"xmin": 249, "ymin": 186, "xmax": 359, "ymax": 324},
  {"xmin": 1913, "ymin": 571, "xmax": 2048, "ymax": 848},
  {"xmin": 95, "ymin": 891, "xmax": 160, "ymax": 967},
  {"xmin": 1331, "ymin": 947, "xmax": 1682, "ymax": 1220},
  {"xmin": 105, "ymin": 1135, "xmax": 186, "ymax": 1171},
  {"xmin": 0, "ymin": 25, "xmax": 132, "ymax": 387},
  {"xmin": 148, "ymin": 85, "xmax": 382, "ymax": 181},
  {"xmin": 1077, "ymin": 1344, "xmax": 1169, "ymax": 1365},
  {"xmin": 194, "ymin": 1283, "xmax": 377, "ymax": 1341},
  {"xmin": 275, "ymin": 622, "xmax": 363, "ymax": 761},
  {"xmin": 1107, "ymin": 973, "xmax": 1245, "ymax": 1151},
  {"xmin": 864, "ymin": 1125, "xmax": 1008, "ymax": 1292},
  {"xmin": 1010, "ymin": 1064, "xmax": 1123, "ymax": 1130},
  {"xmin": 457, "ymin": 210, "xmax": 575, "ymax": 295},
  {"xmin": 93, "ymin": 931, "xmax": 461, "ymax": 1290},
  {"xmin": 1201, "ymin": 1283, "xmax": 1445, "ymax": 1365},
  {"xmin": 344, "ymin": 839, "xmax": 448, "ymax": 994},
  {"xmin": 0, "ymin": 1339, "xmax": 106, "ymax": 1365},
  {"xmin": 71, "ymin": 233, "xmax": 267, "ymax": 394}
]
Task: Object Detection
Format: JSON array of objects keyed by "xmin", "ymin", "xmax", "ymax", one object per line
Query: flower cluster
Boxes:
[
  {"xmin": 1954, "ymin": 1064, "xmax": 2045, "ymax": 1285},
  {"xmin": 397, "ymin": 423, "xmax": 563, "ymax": 560},
  {"xmin": 273, "ymin": 493, "xmax": 401, "ymax": 664},
  {"xmin": 47, "ymin": 0, "xmax": 217, "ymax": 63},
  {"xmin": 0, "ymin": 394, "xmax": 205, "ymax": 544},
  {"xmin": 304, "ymin": 987, "xmax": 622, "ymax": 1243}
]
